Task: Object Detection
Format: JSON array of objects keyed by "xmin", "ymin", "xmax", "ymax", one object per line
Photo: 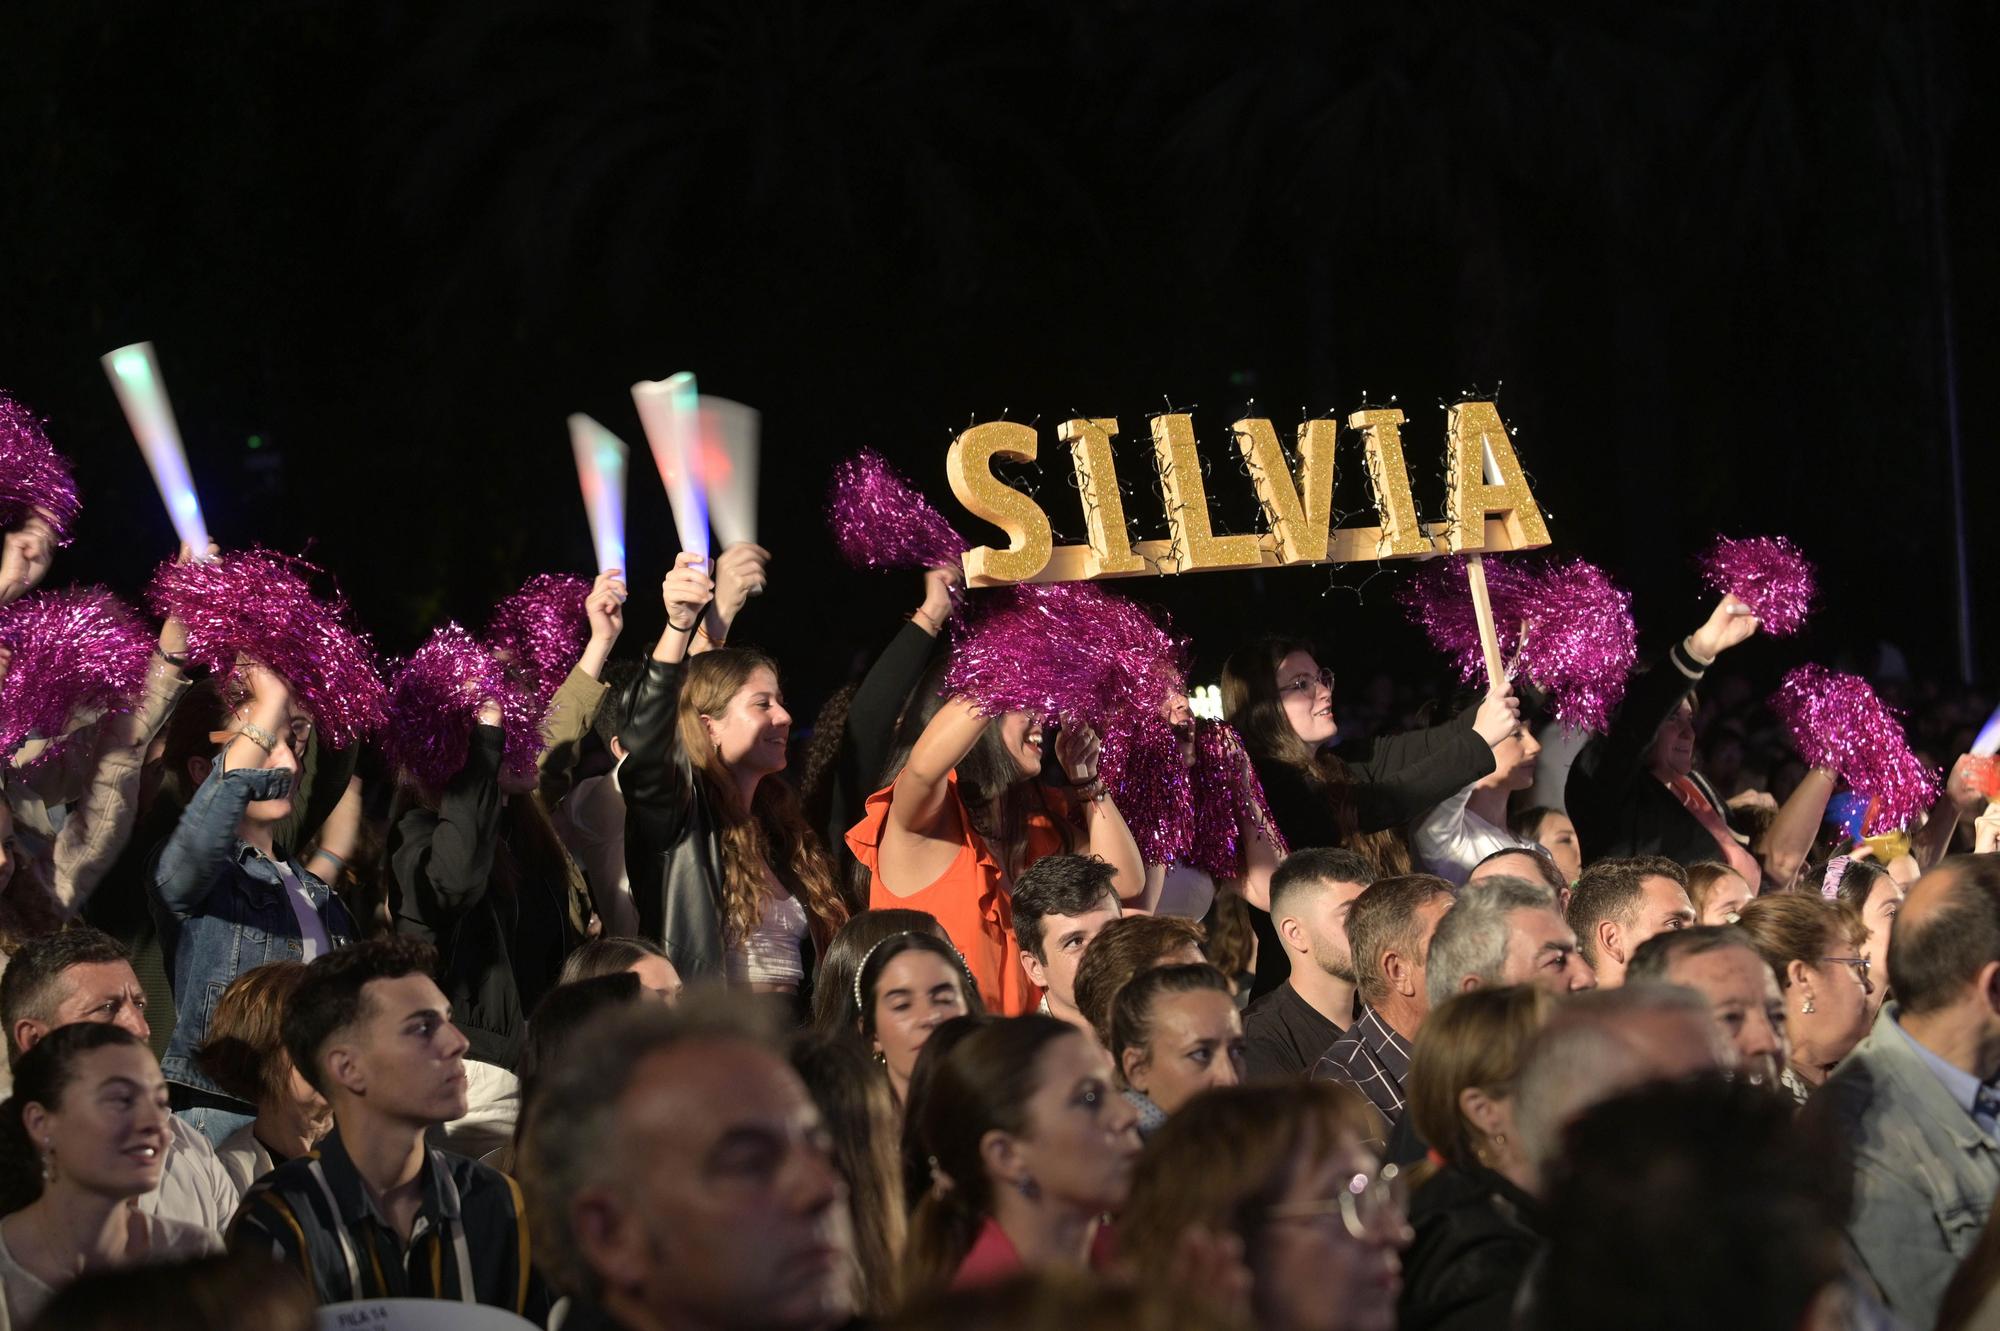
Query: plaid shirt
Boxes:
[{"xmin": 1310, "ymin": 1003, "xmax": 1412, "ymax": 1134}]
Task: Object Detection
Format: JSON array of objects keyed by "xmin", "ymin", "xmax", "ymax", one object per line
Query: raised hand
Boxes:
[
  {"xmin": 577, "ymin": 569, "xmax": 628, "ymax": 680},
  {"xmin": 1472, "ymin": 679, "xmax": 1524, "ymax": 747},
  {"xmin": 709, "ymin": 543, "xmax": 772, "ymax": 626},
  {"xmin": 914, "ymin": 564, "xmax": 961, "ymax": 635},
  {"xmin": 1688, "ymin": 595, "xmax": 1761, "ymax": 661},
  {"xmin": 0, "ymin": 513, "xmax": 56, "ymax": 608},
  {"xmin": 1055, "ymin": 719, "xmax": 1102, "ymax": 787}
]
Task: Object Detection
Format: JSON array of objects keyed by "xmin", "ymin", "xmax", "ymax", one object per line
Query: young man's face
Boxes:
[
  {"xmin": 330, "ymin": 973, "xmax": 470, "ymax": 1125},
  {"xmin": 1021, "ymin": 900, "xmax": 1122, "ymax": 1008}
]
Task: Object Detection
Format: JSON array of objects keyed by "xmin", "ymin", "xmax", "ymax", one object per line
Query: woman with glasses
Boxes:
[
  {"xmin": 1398, "ymin": 984, "xmax": 1553, "ymax": 1331},
  {"xmin": 145, "ymin": 665, "xmax": 358, "ymax": 1147},
  {"xmin": 1120, "ymin": 1081, "xmax": 1407, "ymax": 1331},
  {"xmin": 901, "ymin": 1014, "xmax": 1142, "ymax": 1297},
  {"xmin": 1735, "ymin": 893, "xmax": 1874, "ymax": 1104},
  {"xmin": 1220, "ymin": 637, "xmax": 1521, "ymax": 877}
]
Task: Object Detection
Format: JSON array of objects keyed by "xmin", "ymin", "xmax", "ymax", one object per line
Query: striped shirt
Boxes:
[
  {"xmin": 228, "ymin": 1126, "xmax": 546, "ymax": 1318},
  {"xmin": 1309, "ymin": 1003, "xmax": 1413, "ymax": 1137}
]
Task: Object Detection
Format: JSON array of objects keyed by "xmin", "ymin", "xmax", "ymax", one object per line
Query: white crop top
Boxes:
[{"xmin": 725, "ymin": 891, "xmax": 809, "ymax": 987}]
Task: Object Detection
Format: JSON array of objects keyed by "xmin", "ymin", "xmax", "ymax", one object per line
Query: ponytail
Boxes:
[{"xmin": 0, "ymin": 1092, "xmax": 39, "ymax": 1215}]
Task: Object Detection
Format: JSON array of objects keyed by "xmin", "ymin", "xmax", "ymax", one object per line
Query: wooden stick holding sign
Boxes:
[{"xmin": 1445, "ymin": 401, "xmax": 1549, "ymax": 692}]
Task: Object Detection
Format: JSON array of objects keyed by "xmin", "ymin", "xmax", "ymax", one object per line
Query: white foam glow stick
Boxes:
[
  {"xmin": 698, "ymin": 396, "xmax": 760, "ymax": 548},
  {"xmin": 567, "ymin": 413, "xmax": 630, "ymax": 574},
  {"xmin": 101, "ymin": 341, "xmax": 212, "ymax": 555},
  {"xmin": 630, "ymin": 372, "xmax": 709, "ymax": 561}
]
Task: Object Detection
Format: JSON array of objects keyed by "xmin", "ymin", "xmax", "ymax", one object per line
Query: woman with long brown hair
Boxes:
[
  {"xmin": 848, "ymin": 655, "xmax": 1143, "ymax": 1016},
  {"xmin": 624, "ymin": 551, "xmax": 849, "ymax": 1005},
  {"xmin": 1221, "ymin": 636, "xmax": 1519, "ymax": 878}
]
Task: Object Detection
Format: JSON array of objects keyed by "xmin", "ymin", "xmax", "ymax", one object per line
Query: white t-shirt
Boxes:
[
  {"xmin": 0, "ymin": 1207, "xmax": 221, "ymax": 1327},
  {"xmin": 133, "ymin": 1116, "xmax": 240, "ymax": 1232},
  {"xmin": 272, "ymin": 859, "xmax": 331, "ymax": 961}
]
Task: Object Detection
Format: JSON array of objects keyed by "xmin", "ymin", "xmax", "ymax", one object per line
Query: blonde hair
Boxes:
[
  {"xmin": 674, "ymin": 649, "xmax": 848, "ymax": 951},
  {"xmin": 1406, "ymin": 985, "xmax": 1552, "ymax": 1171}
]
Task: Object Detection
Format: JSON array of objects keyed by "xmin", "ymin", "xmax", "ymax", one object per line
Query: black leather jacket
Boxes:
[{"xmin": 621, "ymin": 658, "xmax": 818, "ymax": 993}]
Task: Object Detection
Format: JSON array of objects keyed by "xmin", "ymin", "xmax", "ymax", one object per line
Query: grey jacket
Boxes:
[{"xmin": 1815, "ymin": 1002, "xmax": 2000, "ymax": 1328}]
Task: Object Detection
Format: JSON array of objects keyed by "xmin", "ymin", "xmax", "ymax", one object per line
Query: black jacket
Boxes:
[
  {"xmin": 393, "ymin": 726, "xmax": 586, "ymax": 1070},
  {"xmin": 819, "ymin": 620, "xmax": 942, "ymax": 893},
  {"xmin": 1251, "ymin": 709, "xmax": 1497, "ymax": 849},
  {"xmin": 1564, "ymin": 640, "xmax": 1727, "ymax": 868},
  {"xmin": 621, "ymin": 658, "xmax": 820, "ymax": 995},
  {"xmin": 1399, "ymin": 1162, "xmax": 1544, "ymax": 1331}
]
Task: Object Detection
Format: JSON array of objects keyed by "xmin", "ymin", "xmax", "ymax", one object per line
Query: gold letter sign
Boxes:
[{"xmin": 951, "ymin": 401, "xmax": 1551, "ymax": 586}]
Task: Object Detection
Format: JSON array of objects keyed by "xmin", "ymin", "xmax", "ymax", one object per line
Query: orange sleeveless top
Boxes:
[{"xmin": 846, "ymin": 771, "xmax": 1065, "ymax": 1016}]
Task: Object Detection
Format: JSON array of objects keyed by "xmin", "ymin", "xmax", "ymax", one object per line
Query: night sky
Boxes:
[{"xmin": 5, "ymin": 1, "xmax": 1994, "ymax": 723}]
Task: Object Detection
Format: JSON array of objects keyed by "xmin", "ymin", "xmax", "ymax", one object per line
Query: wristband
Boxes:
[
  {"xmin": 154, "ymin": 645, "xmax": 189, "ymax": 667},
  {"xmin": 666, "ymin": 618, "xmax": 699, "ymax": 635},
  {"xmin": 232, "ymin": 721, "xmax": 278, "ymax": 754}
]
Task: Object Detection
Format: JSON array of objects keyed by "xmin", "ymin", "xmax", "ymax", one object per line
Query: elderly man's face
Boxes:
[{"xmin": 579, "ymin": 1041, "xmax": 857, "ymax": 1331}]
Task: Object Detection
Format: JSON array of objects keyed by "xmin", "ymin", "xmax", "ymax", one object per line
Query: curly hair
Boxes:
[{"xmin": 675, "ymin": 649, "xmax": 850, "ymax": 952}]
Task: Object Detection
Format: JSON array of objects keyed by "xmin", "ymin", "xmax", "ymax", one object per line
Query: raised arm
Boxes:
[
  {"xmin": 845, "ymin": 567, "xmax": 958, "ymax": 793},
  {"xmin": 694, "ymin": 543, "xmax": 769, "ymax": 656},
  {"xmin": 393, "ymin": 715, "xmax": 505, "ymax": 921},
  {"xmin": 150, "ymin": 664, "xmax": 294, "ymax": 917},
  {"xmin": 1585, "ymin": 596, "xmax": 1761, "ymax": 794},
  {"xmin": 1757, "ymin": 767, "xmax": 1837, "ymax": 889},
  {"xmin": 890, "ymin": 697, "xmax": 991, "ymax": 840},
  {"xmin": 1054, "ymin": 721, "xmax": 1146, "ymax": 901}
]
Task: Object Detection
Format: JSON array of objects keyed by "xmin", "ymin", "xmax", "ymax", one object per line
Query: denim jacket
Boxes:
[{"xmin": 147, "ymin": 762, "xmax": 355, "ymax": 1097}]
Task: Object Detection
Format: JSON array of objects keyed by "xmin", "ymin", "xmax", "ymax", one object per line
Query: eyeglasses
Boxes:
[
  {"xmin": 1263, "ymin": 1161, "xmax": 1407, "ymax": 1242},
  {"xmin": 1278, "ymin": 668, "xmax": 1335, "ymax": 698},
  {"xmin": 1821, "ymin": 956, "xmax": 1873, "ymax": 992}
]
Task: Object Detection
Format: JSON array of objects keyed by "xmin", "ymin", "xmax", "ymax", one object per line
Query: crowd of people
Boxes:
[{"xmin": 5, "ymin": 444, "xmax": 2000, "ymax": 1331}]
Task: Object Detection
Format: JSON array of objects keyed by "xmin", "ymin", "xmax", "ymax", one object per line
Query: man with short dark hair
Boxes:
[
  {"xmin": 1819, "ymin": 856, "xmax": 2000, "ymax": 1327},
  {"xmin": 1566, "ymin": 856, "xmax": 1695, "ymax": 987},
  {"xmin": 1011, "ymin": 854, "xmax": 1123, "ymax": 1034},
  {"xmin": 516, "ymin": 997, "xmax": 857, "ymax": 1331},
  {"xmin": 1466, "ymin": 846, "xmax": 1568, "ymax": 898},
  {"xmin": 1628, "ymin": 925, "xmax": 1787, "ymax": 1086},
  {"xmin": 229, "ymin": 936, "xmax": 546, "ymax": 1314},
  {"xmin": 2, "ymin": 927, "xmax": 237, "ymax": 1228},
  {"xmin": 1310, "ymin": 873, "xmax": 1455, "ymax": 1133},
  {"xmin": 1243, "ymin": 848, "xmax": 1373, "ymax": 1080}
]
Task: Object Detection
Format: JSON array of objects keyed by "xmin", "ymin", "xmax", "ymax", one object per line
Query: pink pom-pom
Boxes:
[
  {"xmin": 1700, "ymin": 535, "xmax": 1817, "ymax": 637},
  {"xmin": 0, "ymin": 587, "xmax": 154, "ymax": 761},
  {"xmin": 1399, "ymin": 556, "xmax": 1636, "ymax": 732},
  {"xmin": 146, "ymin": 549, "xmax": 387, "ymax": 747},
  {"xmin": 1513, "ymin": 559, "xmax": 1638, "ymax": 734},
  {"xmin": 942, "ymin": 583, "xmax": 1184, "ymax": 733},
  {"xmin": 1770, "ymin": 665, "xmax": 1939, "ymax": 830},
  {"xmin": 383, "ymin": 625, "xmax": 546, "ymax": 790},
  {"xmin": 1102, "ymin": 712, "xmax": 1194, "ymax": 867},
  {"xmin": 1187, "ymin": 721, "xmax": 1288, "ymax": 880},
  {"xmin": 483, "ymin": 574, "xmax": 591, "ymax": 707},
  {"xmin": 0, "ymin": 391, "xmax": 81, "ymax": 544},
  {"xmin": 827, "ymin": 449, "xmax": 966, "ymax": 572}
]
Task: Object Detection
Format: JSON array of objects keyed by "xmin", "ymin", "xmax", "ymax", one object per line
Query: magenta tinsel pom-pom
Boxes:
[
  {"xmin": 1700, "ymin": 535, "xmax": 1817, "ymax": 637},
  {"xmin": 383, "ymin": 626, "xmax": 503, "ymax": 791},
  {"xmin": 0, "ymin": 586, "xmax": 154, "ymax": 760},
  {"xmin": 1770, "ymin": 665, "xmax": 1939, "ymax": 831},
  {"xmin": 827, "ymin": 449, "xmax": 966, "ymax": 571},
  {"xmin": 1187, "ymin": 721, "xmax": 1288, "ymax": 880},
  {"xmin": 1102, "ymin": 713, "xmax": 1194, "ymax": 866},
  {"xmin": 145, "ymin": 549, "xmax": 387, "ymax": 747},
  {"xmin": 384, "ymin": 625, "xmax": 546, "ymax": 789},
  {"xmin": 1398, "ymin": 555, "xmax": 1636, "ymax": 732},
  {"xmin": 483, "ymin": 574, "xmax": 590, "ymax": 706},
  {"xmin": 942, "ymin": 583, "xmax": 1184, "ymax": 732},
  {"xmin": 0, "ymin": 391, "xmax": 82, "ymax": 544}
]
